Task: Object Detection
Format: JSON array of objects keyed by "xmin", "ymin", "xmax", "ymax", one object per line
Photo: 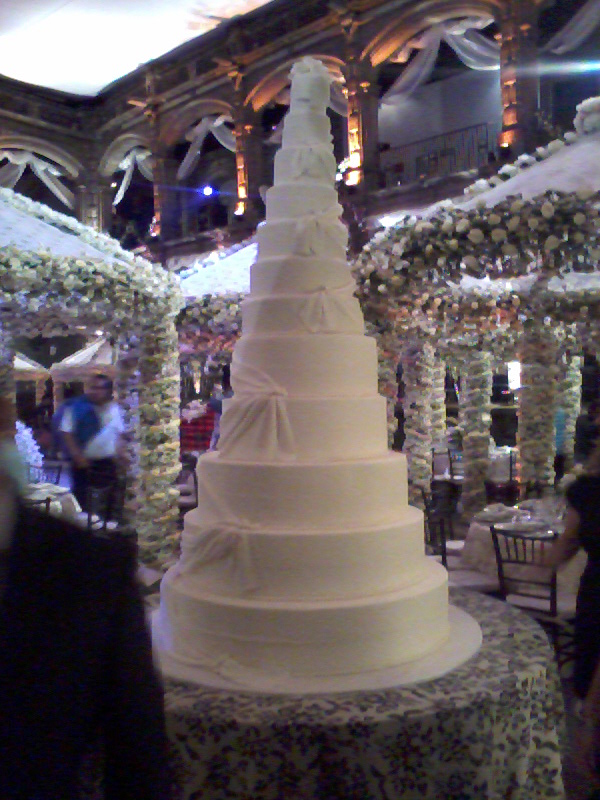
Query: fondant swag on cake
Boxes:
[{"xmin": 155, "ymin": 56, "xmax": 449, "ymax": 687}]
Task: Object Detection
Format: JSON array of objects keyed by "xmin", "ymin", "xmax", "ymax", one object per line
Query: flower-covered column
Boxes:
[
  {"xmin": 458, "ymin": 347, "xmax": 493, "ymax": 517},
  {"xmin": 519, "ymin": 323, "xmax": 558, "ymax": 488},
  {"xmin": 115, "ymin": 336, "xmax": 141, "ymax": 534},
  {"xmin": 430, "ymin": 354, "xmax": 447, "ymax": 447},
  {"xmin": 556, "ymin": 349, "xmax": 581, "ymax": 472},
  {"xmin": 0, "ymin": 331, "xmax": 15, "ymax": 404},
  {"xmin": 137, "ymin": 318, "xmax": 181, "ymax": 565},
  {"xmin": 401, "ymin": 340, "xmax": 433, "ymax": 507}
]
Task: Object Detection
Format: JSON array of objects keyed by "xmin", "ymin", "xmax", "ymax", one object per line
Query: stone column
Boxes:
[
  {"xmin": 343, "ymin": 59, "xmax": 381, "ymax": 193},
  {"xmin": 35, "ymin": 379, "xmax": 46, "ymax": 405},
  {"xmin": 519, "ymin": 324, "xmax": 558, "ymax": 489},
  {"xmin": 232, "ymin": 102, "xmax": 263, "ymax": 223},
  {"xmin": 497, "ymin": 0, "xmax": 540, "ymax": 155},
  {"xmin": 151, "ymin": 150, "xmax": 180, "ymax": 242},
  {"xmin": 401, "ymin": 340, "xmax": 433, "ymax": 508},
  {"xmin": 458, "ymin": 348, "xmax": 493, "ymax": 517},
  {"xmin": 75, "ymin": 172, "xmax": 114, "ymax": 232}
]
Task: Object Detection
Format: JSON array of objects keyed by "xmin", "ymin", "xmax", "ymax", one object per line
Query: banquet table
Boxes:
[
  {"xmin": 23, "ymin": 482, "xmax": 82, "ymax": 523},
  {"xmin": 153, "ymin": 589, "xmax": 565, "ymax": 800},
  {"xmin": 461, "ymin": 501, "xmax": 586, "ymax": 595}
]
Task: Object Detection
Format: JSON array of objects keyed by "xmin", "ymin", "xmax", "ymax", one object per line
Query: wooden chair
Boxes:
[
  {"xmin": 490, "ymin": 525, "xmax": 576, "ymax": 669},
  {"xmin": 177, "ymin": 468, "xmax": 198, "ymax": 515},
  {"xmin": 23, "ymin": 495, "xmax": 52, "ymax": 514},
  {"xmin": 27, "ymin": 463, "xmax": 62, "ymax": 485}
]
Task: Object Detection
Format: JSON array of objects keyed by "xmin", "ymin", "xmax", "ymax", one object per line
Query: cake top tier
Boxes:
[{"xmin": 289, "ymin": 57, "xmax": 333, "ymax": 114}]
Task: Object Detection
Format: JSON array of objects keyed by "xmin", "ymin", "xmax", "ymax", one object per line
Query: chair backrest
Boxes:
[
  {"xmin": 421, "ymin": 490, "xmax": 448, "ymax": 568},
  {"xmin": 23, "ymin": 495, "xmax": 52, "ymax": 514},
  {"xmin": 27, "ymin": 463, "xmax": 62, "ymax": 485},
  {"xmin": 490, "ymin": 525, "xmax": 558, "ymax": 615}
]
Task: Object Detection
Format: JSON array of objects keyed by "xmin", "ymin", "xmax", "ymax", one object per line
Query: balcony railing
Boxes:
[{"xmin": 380, "ymin": 122, "xmax": 502, "ymax": 187}]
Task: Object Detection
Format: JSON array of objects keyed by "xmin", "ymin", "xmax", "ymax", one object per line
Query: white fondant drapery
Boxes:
[
  {"xmin": 218, "ymin": 363, "xmax": 296, "ymax": 461},
  {"xmin": 0, "ymin": 150, "xmax": 74, "ymax": 208},
  {"xmin": 179, "ymin": 524, "xmax": 258, "ymax": 593},
  {"xmin": 298, "ymin": 283, "xmax": 358, "ymax": 334}
]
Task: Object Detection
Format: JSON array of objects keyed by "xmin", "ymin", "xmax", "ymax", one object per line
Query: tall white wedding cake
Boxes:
[{"xmin": 155, "ymin": 57, "xmax": 449, "ymax": 688}]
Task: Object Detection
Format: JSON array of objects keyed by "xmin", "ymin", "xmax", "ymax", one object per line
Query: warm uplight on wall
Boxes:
[
  {"xmin": 345, "ymin": 170, "xmax": 360, "ymax": 186},
  {"xmin": 498, "ymin": 130, "xmax": 516, "ymax": 149},
  {"xmin": 234, "ymin": 201, "xmax": 245, "ymax": 216}
]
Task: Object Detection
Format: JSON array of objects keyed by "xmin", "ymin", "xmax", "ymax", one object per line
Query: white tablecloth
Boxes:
[
  {"xmin": 24, "ymin": 483, "xmax": 82, "ymax": 524},
  {"xmin": 461, "ymin": 504, "xmax": 586, "ymax": 595}
]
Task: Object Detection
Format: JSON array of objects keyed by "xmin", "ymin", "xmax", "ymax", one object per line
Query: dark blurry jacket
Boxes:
[
  {"xmin": 0, "ymin": 503, "xmax": 171, "ymax": 800},
  {"xmin": 575, "ymin": 412, "xmax": 599, "ymax": 464}
]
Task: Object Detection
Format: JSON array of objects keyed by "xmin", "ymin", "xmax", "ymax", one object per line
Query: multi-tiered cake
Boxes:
[{"xmin": 155, "ymin": 58, "xmax": 449, "ymax": 687}]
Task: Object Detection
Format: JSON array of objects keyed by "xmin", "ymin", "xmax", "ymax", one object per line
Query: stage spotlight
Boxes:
[{"xmin": 201, "ymin": 185, "xmax": 215, "ymax": 196}]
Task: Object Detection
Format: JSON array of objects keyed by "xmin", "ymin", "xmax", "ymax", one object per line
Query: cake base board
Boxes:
[{"xmin": 152, "ymin": 604, "xmax": 482, "ymax": 695}]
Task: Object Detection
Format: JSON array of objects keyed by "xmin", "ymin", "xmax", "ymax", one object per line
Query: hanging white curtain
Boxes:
[
  {"xmin": 0, "ymin": 150, "xmax": 74, "ymax": 207},
  {"xmin": 177, "ymin": 115, "xmax": 234, "ymax": 180},
  {"xmin": 113, "ymin": 147, "xmax": 153, "ymax": 207},
  {"xmin": 210, "ymin": 118, "xmax": 236, "ymax": 152},
  {"xmin": 444, "ymin": 29, "xmax": 500, "ymax": 70},
  {"xmin": 381, "ymin": 27, "xmax": 443, "ymax": 105},
  {"xmin": 542, "ymin": 0, "xmax": 600, "ymax": 54}
]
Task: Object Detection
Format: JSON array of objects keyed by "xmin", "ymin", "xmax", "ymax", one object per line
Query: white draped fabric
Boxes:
[
  {"xmin": 382, "ymin": 19, "xmax": 499, "ymax": 107},
  {"xmin": 0, "ymin": 150, "xmax": 74, "ymax": 208},
  {"xmin": 218, "ymin": 363, "xmax": 296, "ymax": 462},
  {"xmin": 542, "ymin": 0, "xmax": 600, "ymax": 55},
  {"xmin": 177, "ymin": 115, "xmax": 235, "ymax": 181},
  {"xmin": 113, "ymin": 147, "xmax": 153, "ymax": 206}
]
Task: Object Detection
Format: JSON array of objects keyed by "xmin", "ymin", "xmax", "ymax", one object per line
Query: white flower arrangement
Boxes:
[{"xmin": 15, "ymin": 420, "xmax": 43, "ymax": 467}]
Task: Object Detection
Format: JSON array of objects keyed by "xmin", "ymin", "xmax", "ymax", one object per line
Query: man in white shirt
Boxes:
[{"xmin": 59, "ymin": 374, "xmax": 125, "ymax": 512}]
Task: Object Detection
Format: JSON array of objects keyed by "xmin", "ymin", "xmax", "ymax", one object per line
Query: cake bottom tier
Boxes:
[{"xmin": 156, "ymin": 562, "xmax": 449, "ymax": 679}]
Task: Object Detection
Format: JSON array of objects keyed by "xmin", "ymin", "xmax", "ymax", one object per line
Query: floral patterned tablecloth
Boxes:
[{"xmin": 164, "ymin": 589, "xmax": 565, "ymax": 800}]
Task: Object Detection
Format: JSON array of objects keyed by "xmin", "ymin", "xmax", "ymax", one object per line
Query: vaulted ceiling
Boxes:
[{"xmin": 0, "ymin": 0, "xmax": 275, "ymax": 96}]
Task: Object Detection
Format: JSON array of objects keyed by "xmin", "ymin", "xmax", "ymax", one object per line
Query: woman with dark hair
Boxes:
[{"xmin": 549, "ymin": 438, "xmax": 600, "ymax": 699}]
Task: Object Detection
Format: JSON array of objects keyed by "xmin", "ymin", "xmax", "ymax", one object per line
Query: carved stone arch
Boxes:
[
  {"xmin": 98, "ymin": 133, "xmax": 151, "ymax": 177},
  {"xmin": 0, "ymin": 135, "xmax": 83, "ymax": 177},
  {"xmin": 246, "ymin": 54, "xmax": 345, "ymax": 112},
  {"xmin": 161, "ymin": 99, "xmax": 234, "ymax": 149},
  {"xmin": 362, "ymin": 0, "xmax": 504, "ymax": 67}
]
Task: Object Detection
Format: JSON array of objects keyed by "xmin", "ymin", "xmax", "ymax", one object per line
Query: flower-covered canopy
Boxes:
[
  {"xmin": 354, "ymin": 96, "xmax": 600, "ymax": 507},
  {"xmin": 0, "ymin": 188, "xmax": 183, "ymax": 563}
]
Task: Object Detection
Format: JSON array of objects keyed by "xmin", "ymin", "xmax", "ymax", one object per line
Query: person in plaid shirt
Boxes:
[{"xmin": 180, "ymin": 400, "xmax": 215, "ymax": 455}]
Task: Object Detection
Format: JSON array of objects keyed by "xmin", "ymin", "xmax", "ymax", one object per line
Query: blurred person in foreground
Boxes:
[
  {"xmin": 0, "ymin": 396, "xmax": 28, "ymax": 494},
  {"xmin": 0, "ymin": 461, "xmax": 171, "ymax": 798}
]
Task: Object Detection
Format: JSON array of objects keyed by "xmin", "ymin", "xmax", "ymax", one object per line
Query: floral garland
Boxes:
[
  {"xmin": 114, "ymin": 336, "xmax": 141, "ymax": 533},
  {"xmin": 430, "ymin": 355, "xmax": 447, "ymax": 446},
  {"xmin": 519, "ymin": 324, "xmax": 559, "ymax": 487},
  {"xmin": 401, "ymin": 339, "xmax": 434, "ymax": 507},
  {"xmin": 0, "ymin": 188, "xmax": 184, "ymax": 564},
  {"xmin": 137, "ymin": 320, "xmax": 181, "ymax": 564},
  {"xmin": 558, "ymin": 352, "xmax": 582, "ymax": 469},
  {"xmin": 456, "ymin": 345, "xmax": 492, "ymax": 516}
]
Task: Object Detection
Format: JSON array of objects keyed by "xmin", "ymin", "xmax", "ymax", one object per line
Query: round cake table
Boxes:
[{"xmin": 164, "ymin": 589, "xmax": 565, "ymax": 800}]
